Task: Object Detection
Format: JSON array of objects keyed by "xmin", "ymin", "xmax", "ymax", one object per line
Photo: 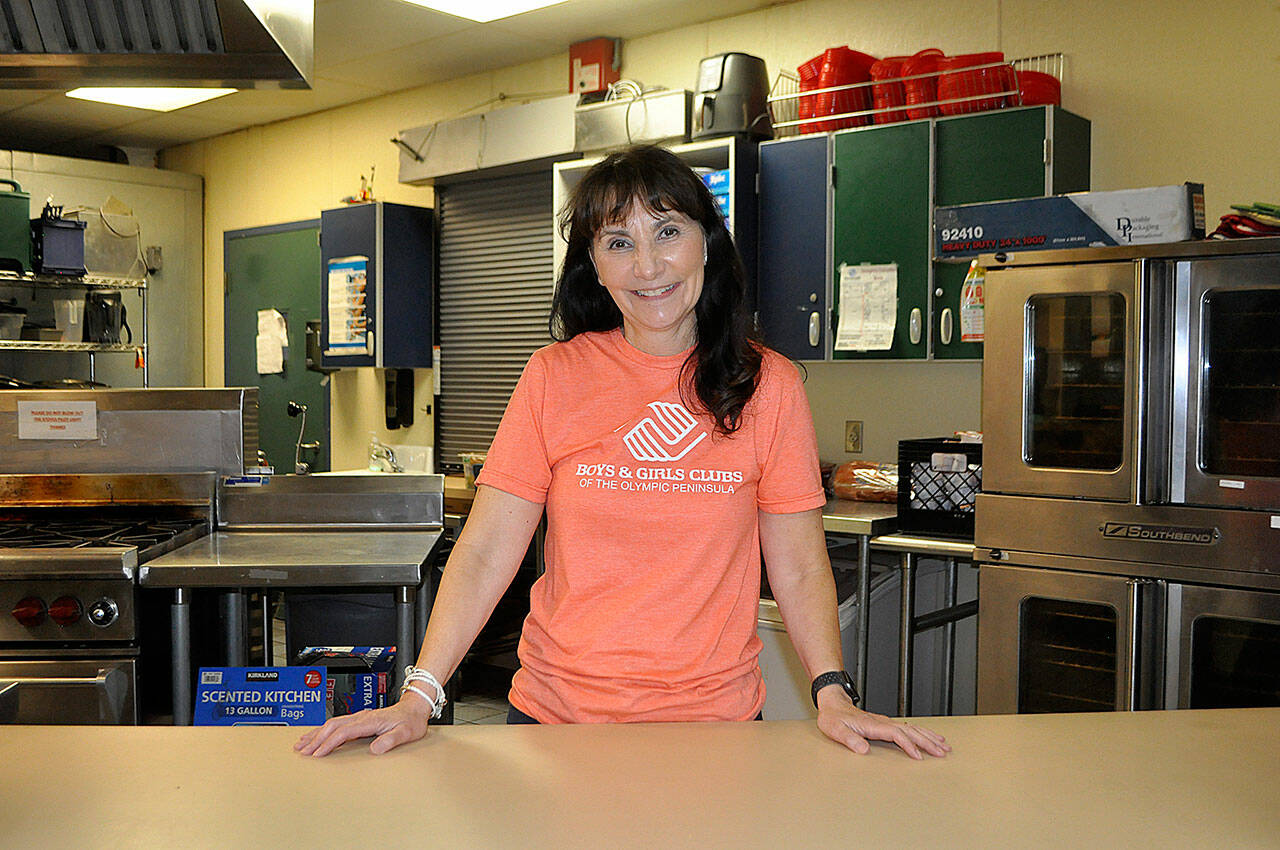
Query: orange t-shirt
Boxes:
[{"xmin": 476, "ymin": 329, "xmax": 825, "ymax": 723}]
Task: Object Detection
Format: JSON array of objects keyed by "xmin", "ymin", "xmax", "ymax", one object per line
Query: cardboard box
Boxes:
[
  {"xmin": 296, "ymin": 646, "xmax": 396, "ymax": 719},
  {"xmin": 194, "ymin": 666, "xmax": 328, "ymax": 726},
  {"xmin": 935, "ymin": 183, "xmax": 1206, "ymax": 258}
]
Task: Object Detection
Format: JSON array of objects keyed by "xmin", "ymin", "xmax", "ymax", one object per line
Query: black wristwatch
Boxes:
[{"xmin": 811, "ymin": 670, "xmax": 860, "ymax": 709}]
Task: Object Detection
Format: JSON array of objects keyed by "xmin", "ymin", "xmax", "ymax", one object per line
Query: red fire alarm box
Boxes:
[{"xmin": 570, "ymin": 37, "xmax": 620, "ymax": 95}]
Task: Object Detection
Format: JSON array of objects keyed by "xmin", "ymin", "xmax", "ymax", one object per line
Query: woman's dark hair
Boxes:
[{"xmin": 549, "ymin": 144, "xmax": 762, "ymax": 435}]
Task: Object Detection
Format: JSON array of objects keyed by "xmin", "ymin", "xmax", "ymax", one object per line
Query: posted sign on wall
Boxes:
[
  {"xmin": 195, "ymin": 667, "xmax": 328, "ymax": 726},
  {"xmin": 17, "ymin": 401, "xmax": 97, "ymax": 440}
]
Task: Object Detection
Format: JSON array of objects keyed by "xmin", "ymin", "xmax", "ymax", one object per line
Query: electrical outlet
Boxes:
[{"xmin": 844, "ymin": 420, "xmax": 863, "ymax": 454}]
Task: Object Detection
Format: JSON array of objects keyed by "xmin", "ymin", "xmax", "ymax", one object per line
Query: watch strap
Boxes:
[{"xmin": 811, "ymin": 670, "xmax": 860, "ymax": 708}]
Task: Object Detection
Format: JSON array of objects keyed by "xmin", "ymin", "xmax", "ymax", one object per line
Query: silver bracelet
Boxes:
[{"xmin": 401, "ymin": 665, "xmax": 447, "ymax": 719}]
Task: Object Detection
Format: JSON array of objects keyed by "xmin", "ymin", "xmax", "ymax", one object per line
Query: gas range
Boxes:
[
  {"xmin": 0, "ymin": 505, "xmax": 211, "ymax": 645},
  {"xmin": 0, "ymin": 474, "xmax": 215, "ymax": 724}
]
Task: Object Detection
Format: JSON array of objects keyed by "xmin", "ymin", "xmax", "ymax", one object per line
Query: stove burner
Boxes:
[{"xmin": 0, "ymin": 518, "xmax": 208, "ymax": 551}]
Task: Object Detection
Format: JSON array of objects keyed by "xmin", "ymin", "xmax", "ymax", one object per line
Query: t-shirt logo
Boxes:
[{"xmin": 623, "ymin": 401, "xmax": 707, "ymax": 462}]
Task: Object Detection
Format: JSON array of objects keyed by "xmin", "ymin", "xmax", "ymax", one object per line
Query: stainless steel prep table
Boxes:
[
  {"xmin": 141, "ymin": 529, "xmax": 443, "ymax": 725},
  {"xmin": 870, "ymin": 533, "xmax": 976, "ymax": 716},
  {"xmin": 819, "ymin": 498, "xmax": 897, "ymax": 703},
  {"xmin": 820, "ymin": 500, "xmax": 977, "ymax": 715}
]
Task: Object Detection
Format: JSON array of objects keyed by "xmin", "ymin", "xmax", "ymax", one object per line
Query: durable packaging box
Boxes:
[
  {"xmin": 935, "ymin": 182, "xmax": 1206, "ymax": 258},
  {"xmin": 296, "ymin": 646, "xmax": 395, "ymax": 719}
]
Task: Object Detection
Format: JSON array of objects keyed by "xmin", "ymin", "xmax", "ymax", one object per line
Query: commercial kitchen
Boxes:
[{"xmin": 1, "ymin": 1, "xmax": 1278, "ymax": 846}]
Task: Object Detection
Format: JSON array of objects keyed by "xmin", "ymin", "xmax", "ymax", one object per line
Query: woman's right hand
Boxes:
[{"xmin": 294, "ymin": 698, "xmax": 430, "ymax": 757}]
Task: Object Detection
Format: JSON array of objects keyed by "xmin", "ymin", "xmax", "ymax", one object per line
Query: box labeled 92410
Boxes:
[{"xmin": 935, "ymin": 182, "xmax": 1205, "ymax": 258}]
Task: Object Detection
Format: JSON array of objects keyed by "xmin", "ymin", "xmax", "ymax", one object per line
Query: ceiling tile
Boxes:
[
  {"xmin": 486, "ymin": 0, "xmax": 774, "ymax": 44},
  {"xmin": 4, "ymin": 96, "xmax": 148, "ymax": 133},
  {"xmin": 79, "ymin": 113, "xmax": 242, "ymax": 148},
  {"xmin": 314, "ymin": 0, "xmax": 475, "ymax": 71},
  {"xmin": 175, "ymin": 78, "xmax": 383, "ymax": 126},
  {"xmin": 316, "ymin": 25, "xmax": 559, "ymax": 94}
]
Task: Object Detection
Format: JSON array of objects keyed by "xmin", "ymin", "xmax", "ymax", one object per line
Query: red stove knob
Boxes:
[
  {"xmin": 48, "ymin": 596, "xmax": 83, "ymax": 626},
  {"xmin": 12, "ymin": 596, "xmax": 46, "ymax": 627}
]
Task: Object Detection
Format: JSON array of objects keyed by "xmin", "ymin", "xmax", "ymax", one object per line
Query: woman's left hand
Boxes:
[{"xmin": 815, "ymin": 692, "xmax": 951, "ymax": 759}]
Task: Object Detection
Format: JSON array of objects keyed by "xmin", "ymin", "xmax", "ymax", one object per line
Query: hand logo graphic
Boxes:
[{"xmin": 623, "ymin": 401, "xmax": 707, "ymax": 462}]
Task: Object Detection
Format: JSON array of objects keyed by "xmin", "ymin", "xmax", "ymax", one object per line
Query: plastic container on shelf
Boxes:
[
  {"xmin": 1016, "ymin": 69, "xmax": 1061, "ymax": 106},
  {"xmin": 937, "ymin": 52, "xmax": 1014, "ymax": 115},
  {"xmin": 797, "ymin": 46, "xmax": 877, "ymax": 134},
  {"xmin": 901, "ymin": 48, "xmax": 945, "ymax": 120},
  {"xmin": 870, "ymin": 55, "xmax": 911, "ymax": 124}
]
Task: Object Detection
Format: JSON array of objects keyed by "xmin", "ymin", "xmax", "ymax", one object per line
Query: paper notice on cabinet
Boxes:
[
  {"xmin": 255, "ymin": 308, "xmax": 287, "ymax": 374},
  {"xmin": 17, "ymin": 400, "xmax": 97, "ymax": 440},
  {"xmin": 325, "ymin": 256, "xmax": 371, "ymax": 356},
  {"xmin": 835, "ymin": 263, "xmax": 897, "ymax": 351}
]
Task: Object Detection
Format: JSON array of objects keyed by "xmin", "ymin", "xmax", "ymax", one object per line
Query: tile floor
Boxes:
[{"xmin": 272, "ymin": 617, "xmax": 512, "ymax": 725}]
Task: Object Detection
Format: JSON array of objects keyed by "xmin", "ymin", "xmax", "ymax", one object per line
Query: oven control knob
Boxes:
[
  {"xmin": 12, "ymin": 596, "xmax": 46, "ymax": 627},
  {"xmin": 48, "ymin": 595, "xmax": 83, "ymax": 626},
  {"xmin": 87, "ymin": 598, "xmax": 119, "ymax": 628}
]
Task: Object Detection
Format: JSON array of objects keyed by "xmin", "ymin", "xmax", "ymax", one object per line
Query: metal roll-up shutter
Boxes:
[{"xmin": 436, "ymin": 171, "xmax": 553, "ymax": 469}]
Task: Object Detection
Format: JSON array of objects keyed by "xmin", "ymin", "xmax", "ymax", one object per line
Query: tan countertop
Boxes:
[{"xmin": 2, "ymin": 708, "xmax": 1276, "ymax": 847}]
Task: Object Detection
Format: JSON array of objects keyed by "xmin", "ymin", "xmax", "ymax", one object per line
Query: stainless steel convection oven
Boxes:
[{"xmin": 974, "ymin": 237, "xmax": 1280, "ymax": 714}]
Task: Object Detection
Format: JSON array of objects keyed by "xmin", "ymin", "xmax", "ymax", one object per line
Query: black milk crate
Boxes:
[{"xmin": 896, "ymin": 438, "xmax": 982, "ymax": 539}]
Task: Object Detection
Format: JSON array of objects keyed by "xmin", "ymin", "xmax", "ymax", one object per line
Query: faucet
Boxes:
[
  {"xmin": 287, "ymin": 400, "xmax": 312, "ymax": 474},
  {"xmin": 368, "ymin": 436, "xmax": 403, "ymax": 473}
]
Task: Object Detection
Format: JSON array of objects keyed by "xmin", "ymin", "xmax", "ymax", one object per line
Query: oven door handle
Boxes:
[
  {"xmin": 1125, "ymin": 579, "xmax": 1143, "ymax": 711},
  {"xmin": 0, "ymin": 669, "xmax": 127, "ymax": 724}
]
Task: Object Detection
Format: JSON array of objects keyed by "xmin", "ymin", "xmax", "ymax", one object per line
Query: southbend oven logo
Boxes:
[
  {"xmin": 623, "ymin": 401, "xmax": 707, "ymax": 462},
  {"xmin": 1102, "ymin": 522, "xmax": 1218, "ymax": 545},
  {"xmin": 574, "ymin": 401, "xmax": 741, "ymax": 495}
]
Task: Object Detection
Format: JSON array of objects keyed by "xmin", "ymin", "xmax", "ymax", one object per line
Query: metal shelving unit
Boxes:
[{"xmin": 0, "ymin": 271, "xmax": 148, "ymax": 385}]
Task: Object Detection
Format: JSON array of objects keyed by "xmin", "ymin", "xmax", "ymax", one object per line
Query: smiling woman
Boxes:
[{"xmin": 295, "ymin": 145, "xmax": 949, "ymax": 762}]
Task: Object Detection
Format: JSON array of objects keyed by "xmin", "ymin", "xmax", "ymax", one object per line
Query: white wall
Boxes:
[
  {"xmin": 162, "ymin": 0, "xmax": 1280, "ymax": 466},
  {"xmin": 0, "ymin": 150, "xmax": 203, "ymax": 388}
]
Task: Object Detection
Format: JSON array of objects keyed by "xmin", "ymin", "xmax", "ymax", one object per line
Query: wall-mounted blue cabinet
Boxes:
[
  {"xmin": 319, "ymin": 201, "xmax": 434, "ymax": 369},
  {"xmin": 757, "ymin": 134, "xmax": 830, "ymax": 360}
]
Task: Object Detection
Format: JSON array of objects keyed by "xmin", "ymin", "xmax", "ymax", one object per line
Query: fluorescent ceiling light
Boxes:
[
  {"xmin": 397, "ymin": 0, "xmax": 568, "ymax": 23},
  {"xmin": 65, "ymin": 87, "xmax": 237, "ymax": 112}
]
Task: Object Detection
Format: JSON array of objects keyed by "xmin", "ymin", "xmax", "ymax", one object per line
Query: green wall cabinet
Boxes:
[
  {"xmin": 931, "ymin": 107, "xmax": 1091, "ymax": 359},
  {"xmin": 831, "ymin": 121, "xmax": 932, "ymax": 360},
  {"xmin": 762, "ymin": 105, "xmax": 1090, "ymax": 361}
]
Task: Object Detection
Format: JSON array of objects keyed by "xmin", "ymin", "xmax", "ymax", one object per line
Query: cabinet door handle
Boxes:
[
  {"xmin": 940, "ymin": 307, "xmax": 954, "ymax": 346},
  {"xmin": 808, "ymin": 311, "xmax": 820, "ymax": 347},
  {"xmin": 909, "ymin": 307, "xmax": 922, "ymax": 345}
]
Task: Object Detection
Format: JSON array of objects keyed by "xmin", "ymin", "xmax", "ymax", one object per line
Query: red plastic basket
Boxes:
[
  {"xmin": 870, "ymin": 55, "xmax": 910, "ymax": 124},
  {"xmin": 1017, "ymin": 69, "xmax": 1061, "ymax": 106},
  {"xmin": 937, "ymin": 52, "xmax": 1013, "ymax": 115},
  {"xmin": 901, "ymin": 48, "xmax": 944, "ymax": 120},
  {"xmin": 797, "ymin": 47, "xmax": 876, "ymax": 133}
]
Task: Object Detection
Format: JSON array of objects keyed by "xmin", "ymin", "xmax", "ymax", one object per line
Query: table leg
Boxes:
[
  {"xmin": 172, "ymin": 588, "xmax": 191, "ymax": 726},
  {"xmin": 941, "ymin": 558, "xmax": 958, "ymax": 716},
  {"xmin": 898, "ymin": 553, "xmax": 916, "ymax": 718},
  {"xmin": 855, "ymin": 534, "xmax": 871, "ymax": 704},
  {"xmin": 261, "ymin": 592, "xmax": 273, "ymax": 667},
  {"xmin": 225, "ymin": 591, "xmax": 246, "ymax": 666},
  {"xmin": 395, "ymin": 586, "xmax": 414, "ymax": 694}
]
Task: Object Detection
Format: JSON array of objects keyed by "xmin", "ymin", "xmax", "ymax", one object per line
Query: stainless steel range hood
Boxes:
[{"xmin": 0, "ymin": 0, "xmax": 312, "ymax": 89}]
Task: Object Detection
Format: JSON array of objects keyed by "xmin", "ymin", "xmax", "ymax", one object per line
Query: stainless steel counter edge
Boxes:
[
  {"xmin": 820, "ymin": 498, "xmax": 898, "ymax": 536},
  {"xmin": 977, "ymin": 235, "xmax": 1280, "ymax": 268},
  {"xmin": 139, "ymin": 530, "xmax": 443, "ymax": 588}
]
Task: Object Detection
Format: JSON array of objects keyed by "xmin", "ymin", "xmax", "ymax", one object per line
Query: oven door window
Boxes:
[
  {"xmin": 1200, "ymin": 288, "xmax": 1280, "ymax": 479},
  {"xmin": 1189, "ymin": 614, "xmax": 1280, "ymax": 709},
  {"xmin": 1026, "ymin": 293, "xmax": 1126, "ymax": 471},
  {"xmin": 1018, "ymin": 596, "xmax": 1118, "ymax": 713}
]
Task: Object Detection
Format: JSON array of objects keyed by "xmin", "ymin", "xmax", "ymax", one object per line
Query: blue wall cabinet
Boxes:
[
  {"xmin": 757, "ymin": 134, "xmax": 831, "ymax": 361},
  {"xmin": 319, "ymin": 201, "xmax": 434, "ymax": 369}
]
